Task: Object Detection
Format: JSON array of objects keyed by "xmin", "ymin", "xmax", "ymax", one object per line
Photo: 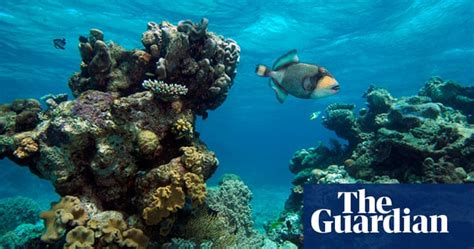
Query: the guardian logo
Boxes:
[{"xmin": 311, "ymin": 189, "xmax": 449, "ymax": 234}]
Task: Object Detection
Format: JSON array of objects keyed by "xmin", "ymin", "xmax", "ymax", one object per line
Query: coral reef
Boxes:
[
  {"xmin": 419, "ymin": 77, "xmax": 474, "ymax": 122},
  {"xmin": 71, "ymin": 18, "xmax": 240, "ymax": 117},
  {"xmin": 0, "ymin": 18, "xmax": 239, "ymax": 246},
  {"xmin": 2, "ymin": 99, "xmax": 42, "ymax": 133},
  {"xmin": 338, "ymin": 81, "xmax": 474, "ymax": 182},
  {"xmin": 269, "ymin": 77, "xmax": 473, "ymax": 246}
]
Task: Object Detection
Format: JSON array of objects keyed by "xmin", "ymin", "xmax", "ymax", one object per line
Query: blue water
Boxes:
[{"xmin": 0, "ymin": 0, "xmax": 473, "ymax": 208}]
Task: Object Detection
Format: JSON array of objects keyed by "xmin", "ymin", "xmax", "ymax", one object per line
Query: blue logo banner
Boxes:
[{"xmin": 304, "ymin": 184, "xmax": 474, "ymax": 249}]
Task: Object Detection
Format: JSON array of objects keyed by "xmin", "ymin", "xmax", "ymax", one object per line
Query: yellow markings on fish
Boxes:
[{"xmin": 316, "ymin": 75, "xmax": 337, "ymax": 90}]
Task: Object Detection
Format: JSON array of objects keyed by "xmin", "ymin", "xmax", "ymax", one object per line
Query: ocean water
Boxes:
[{"xmin": 0, "ymin": 0, "xmax": 473, "ymax": 238}]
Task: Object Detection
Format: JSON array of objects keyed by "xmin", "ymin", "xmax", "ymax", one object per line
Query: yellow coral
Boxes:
[
  {"xmin": 86, "ymin": 214, "xmax": 148, "ymax": 248},
  {"xmin": 65, "ymin": 226, "xmax": 95, "ymax": 249},
  {"xmin": 137, "ymin": 130, "xmax": 159, "ymax": 157},
  {"xmin": 121, "ymin": 228, "xmax": 150, "ymax": 249},
  {"xmin": 171, "ymin": 100, "xmax": 183, "ymax": 114},
  {"xmin": 180, "ymin": 146, "xmax": 203, "ymax": 174},
  {"xmin": 142, "ymin": 184, "xmax": 185, "ymax": 225},
  {"xmin": 172, "ymin": 118, "xmax": 193, "ymax": 139},
  {"xmin": 40, "ymin": 196, "xmax": 89, "ymax": 243},
  {"xmin": 100, "ymin": 218, "xmax": 127, "ymax": 244},
  {"xmin": 169, "ymin": 168, "xmax": 182, "ymax": 185},
  {"xmin": 183, "ymin": 172, "xmax": 207, "ymax": 205},
  {"xmin": 13, "ymin": 137, "xmax": 38, "ymax": 159}
]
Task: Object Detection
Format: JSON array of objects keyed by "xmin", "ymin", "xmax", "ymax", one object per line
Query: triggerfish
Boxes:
[{"xmin": 256, "ymin": 50, "xmax": 340, "ymax": 103}]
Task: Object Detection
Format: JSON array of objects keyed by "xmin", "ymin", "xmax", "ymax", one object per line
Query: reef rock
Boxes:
[
  {"xmin": 419, "ymin": 77, "xmax": 474, "ymax": 123},
  {"xmin": 335, "ymin": 80, "xmax": 474, "ymax": 182},
  {"xmin": 269, "ymin": 77, "xmax": 471, "ymax": 246}
]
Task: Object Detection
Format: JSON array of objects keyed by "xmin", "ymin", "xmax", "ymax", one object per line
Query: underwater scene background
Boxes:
[{"xmin": 0, "ymin": 0, "xmax": 473, "ymax": 248}]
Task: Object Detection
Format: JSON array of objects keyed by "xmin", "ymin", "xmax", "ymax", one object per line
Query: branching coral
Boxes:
[
  {"xmin": 0, "ymin": 197, "xmax": 41, "ymax": 234},
  {"xmin": 206, "ymin": 178, "xmax": 254, "ymax": 235},
  {"xmin": 142, "ymin": 79, "xmax": 188, "ymax": 101},
  {"xmin": 172, "ymin": 118, "xmax": 193, "ymax": 139}
]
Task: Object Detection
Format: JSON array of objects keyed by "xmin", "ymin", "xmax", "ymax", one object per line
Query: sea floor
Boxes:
[{"xmin": 250, "ymin": 184, "xmax": 290, "ymax": 232}]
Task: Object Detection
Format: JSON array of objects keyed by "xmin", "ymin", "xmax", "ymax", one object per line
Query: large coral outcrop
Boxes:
[
  {"xmin": 269, "ymin": 77, "xmax": 473, "ymax": 246},
  {"xmin": 0, "ymin": 18, "xmax": 238, "ymax": 245},
  {"xmin": 341, "ymin": 83, "xmax": 474, "ymax": 182}
]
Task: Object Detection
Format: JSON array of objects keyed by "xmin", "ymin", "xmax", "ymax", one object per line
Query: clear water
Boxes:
[{"xmin": 0, "ymin": 0, "xmax": 473, "ymax": 225}]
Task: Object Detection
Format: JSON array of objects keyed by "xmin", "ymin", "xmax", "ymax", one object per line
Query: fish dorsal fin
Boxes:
[
  {"xmin": 269, "ymin": 79, "xmax": 288, "ymax": 103},
  {"xmin": 272, "ymin": 49, "xmax": 299, "ymax": 71}
]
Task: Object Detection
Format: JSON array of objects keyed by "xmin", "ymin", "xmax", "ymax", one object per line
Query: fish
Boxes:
[
  {"xmin": 309, "ymin": 111, "xmax": 321, "ymax": 121},
  {"xmin": 256, "ymin": 50, "xmax": 340, "ymax": 103},
  {"xmin": 53, "ymin": 38, "xmax": 66, "ymax": 49}
]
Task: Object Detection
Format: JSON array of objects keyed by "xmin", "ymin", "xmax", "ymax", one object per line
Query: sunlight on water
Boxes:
[{"xmin": 0, "ymin": 1, "xmax": 472, "ymax": 246}]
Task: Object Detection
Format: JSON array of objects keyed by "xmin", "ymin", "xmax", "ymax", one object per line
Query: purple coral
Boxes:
[{"xmin": 72, "ymin": 91, "xmax": 115, "ymax": 128}]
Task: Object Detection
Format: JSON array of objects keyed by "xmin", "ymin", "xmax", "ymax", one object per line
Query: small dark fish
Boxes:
[
  {"xmin": 79, "ymin": 35, "xmax": 88, "ymax": 43},
  {"xmin": 256, "ymin": 50, "xmax": 340, "ymax": 103},
  {"xmin": 286, "ymin": 220, "xmax": 293, "ymax": 230},
  {"xmin": 53, "ymin": 38, "xmax": 66, "ymax": 49}
]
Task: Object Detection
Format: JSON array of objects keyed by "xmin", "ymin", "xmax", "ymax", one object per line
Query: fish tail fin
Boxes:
[{"xmin": 256, "ymin": 64, "xmax": 271, "ymax": 77}]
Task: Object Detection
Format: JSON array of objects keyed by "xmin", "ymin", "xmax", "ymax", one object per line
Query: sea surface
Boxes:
[{"xmin": 0, "ymin": 0, "xmax": 473, "ymax": 231}]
